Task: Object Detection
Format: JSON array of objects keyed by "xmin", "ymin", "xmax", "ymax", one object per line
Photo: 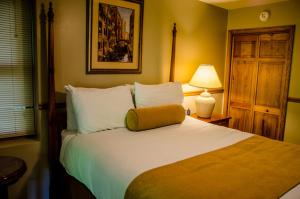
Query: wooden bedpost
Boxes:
[
  {"xmin": 47, "ymin": 3, "xmax": 65, "ymax": 198},
  {"xmin": 169, "ymin": 23, "xmax": 177, "ymax": 82},
  {"xmin": 47, "ymin": 2, "xmax": 58, "ymax": 167}
]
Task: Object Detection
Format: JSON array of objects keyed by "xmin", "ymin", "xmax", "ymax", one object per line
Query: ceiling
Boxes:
[{"xmin": 199, "ymin": 0, "xmax": 288, "ymax": 10}]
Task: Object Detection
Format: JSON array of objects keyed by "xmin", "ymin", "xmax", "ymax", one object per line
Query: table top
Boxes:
[
  {"xmin": 191, "ymin": 113, "xmax": 231, "ymax": 123},
  {"xmin": 0, "ymin": 156, "xmax": 26, "ymax": 186}
]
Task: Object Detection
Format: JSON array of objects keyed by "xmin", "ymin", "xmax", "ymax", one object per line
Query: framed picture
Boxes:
[{"xmin": 86, "ymin": 0, "xmax": 144, "ymax": 74}]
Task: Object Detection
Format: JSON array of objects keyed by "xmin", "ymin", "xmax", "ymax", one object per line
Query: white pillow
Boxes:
[
  {"xmin": 65, "ymin": 86, "xmax": 101, "ymax": 131},
  {"xmin": 65, "ymin": 87, "xmax": 77, "ymax": 131},
  {"xmin": 65, "ymin": 85, "xmax": 134, "ymax": 134},
  {"xmin": 65, "ymin": 85, "xmax": 135, "ymax": 131},
  {"xmin": 134, "ymin": 82, "xmax": 184, "ymax": 108}
]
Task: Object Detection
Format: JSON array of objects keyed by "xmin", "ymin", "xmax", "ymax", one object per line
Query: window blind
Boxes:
[{"xmin": 0, "ymin": 0, "xmax": 35, "ymax": 138}]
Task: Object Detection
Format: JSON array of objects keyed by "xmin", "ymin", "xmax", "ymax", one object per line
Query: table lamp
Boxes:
[{"xmin": 189, "ymin": 64, "xmax": 222, "ymax": 118}]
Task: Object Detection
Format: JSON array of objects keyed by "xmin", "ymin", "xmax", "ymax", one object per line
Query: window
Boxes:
[{"xmin": 0, "ymin": 0, "xmax": 35, "ymax": 138}]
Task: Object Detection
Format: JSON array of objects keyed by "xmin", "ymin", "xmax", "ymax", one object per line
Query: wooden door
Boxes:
[
  {"xmin": 253, "ymin": 112, "xmax": 279, "ymax": 139},
  {"xmin": 228, "ymin": 35, "xmax": 257, "ymax": 132},
  {"xmin": 226, "ymin": 27, "xmax": 294, "ymax": 140},
  {"xmin": 252, "ymin": 33, "xmax": 290, "ymax": 140}
]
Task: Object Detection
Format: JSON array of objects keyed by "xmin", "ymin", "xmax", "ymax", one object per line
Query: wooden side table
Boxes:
[
  {"xmin": 191, "ymin": 113, "xmax": 231, "ymax": 127},
  {"xmin": 0, "ymin": 156, "xmax": 27, "ymax": 199}
]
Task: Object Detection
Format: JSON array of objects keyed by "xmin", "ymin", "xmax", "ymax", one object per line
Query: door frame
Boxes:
[{"xmin": 223, "ymin": 25, "xmax": 295, "ymax": 139}]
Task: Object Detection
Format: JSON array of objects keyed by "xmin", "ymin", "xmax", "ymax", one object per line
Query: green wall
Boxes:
[
  {"xmin": 34, "ymin": 0, "xmax": 228, "ymax": 148},
  {"xmin": 36, "ymin": 0, "xmax": 227, "ymax": 92},
  {"xmin": 227, "ymin": 0, "xmax": 300, "ymax": 144}
]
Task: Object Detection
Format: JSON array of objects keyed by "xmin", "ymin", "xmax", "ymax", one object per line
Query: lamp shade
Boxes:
[{"xmin": 189, "ymin": 64, "xmax": 222, "ymax": 88}]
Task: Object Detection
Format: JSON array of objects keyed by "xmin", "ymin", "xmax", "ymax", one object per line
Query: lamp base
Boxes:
[{"xmin": 195, "ymin": 89, "xmax": 215, "ymax": 118}]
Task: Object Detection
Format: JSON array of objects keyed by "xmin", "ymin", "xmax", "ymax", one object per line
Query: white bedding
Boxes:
[{"xmin": 60, "ymin": 116, "xmax": 300, "ymax": 199}]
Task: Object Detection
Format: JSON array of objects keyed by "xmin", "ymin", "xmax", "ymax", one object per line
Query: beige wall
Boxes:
[
  {"xmin": 227, "ymin": 0, "xmax": 300, "ymax": 144},
  {"xmin": 34, "ymin": 0, "xmax": 228, "ymax": 143},
  {"xmin": 36, "ymin": 0, "xmax": 227, "ymax": 92},
  {"xmin": 29, "ymin": 3, "xmax": 228, "ymax": 196}
]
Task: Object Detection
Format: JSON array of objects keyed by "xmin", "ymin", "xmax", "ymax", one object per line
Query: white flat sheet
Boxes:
[{"xmin": 60, "ymin": 116, "xmax": 300, "ymax": 199}]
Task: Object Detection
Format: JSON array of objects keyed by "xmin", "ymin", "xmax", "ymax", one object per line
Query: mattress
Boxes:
[{"xmin": 60, "ymin": 116, "xmax": 300, "ymax": 199}]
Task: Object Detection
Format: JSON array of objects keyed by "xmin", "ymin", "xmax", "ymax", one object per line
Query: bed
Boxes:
[
  {"xmin": 44, "ymin": 3, "xmax": 300, "ymax": 199},
  {"xmin": 60, "ymin": 118, "xmax": 300, "ymax": 199}
]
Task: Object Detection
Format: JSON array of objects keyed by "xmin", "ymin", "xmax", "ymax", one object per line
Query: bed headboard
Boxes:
[{"xmin": 46, "ymin": 3, "xmax": 178, "ymax": 165}]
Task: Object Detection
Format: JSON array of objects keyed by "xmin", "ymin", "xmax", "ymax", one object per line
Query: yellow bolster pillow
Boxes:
[{"xmin": 126, "ymin": 104, "xmax": 186, "ymax": 131}]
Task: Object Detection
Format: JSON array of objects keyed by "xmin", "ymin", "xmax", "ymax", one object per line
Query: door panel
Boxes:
[
  {"xmin": 229, "ymin": 107, "xmax": 252, "ymax": 132},
  {"xmin": 253, "ymin": 112, "xmax": 280, "ymax": 139},
  {"xmin": 233, "ymin": 35, "xmax": 257, "ymax": 58},
  {"xmin": 229, "ymin": 36, "xmax": 257, "ymax": 134},
  {"xmin": 230, "ymin": 60, "xmax": 256, "ymax": 106},
  {"xmin": 253, "ymin": 105, "xmax": 281, "ymax": 115},
  {"xmin": 259, "ymin": 33, "xmax": 289, "ymax": 58},
  {"xmin": 255, "ymin": 61, "xmax": 285, "ymax": 108}
]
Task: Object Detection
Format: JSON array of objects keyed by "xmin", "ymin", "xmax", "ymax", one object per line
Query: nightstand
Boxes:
[
  {"xmin": 191, "ymin": 113, "xmax": 231, "ymax": 127},
  {"xmin": 0, "ymin": 156, "xmax": 26, "ymax": 199}
]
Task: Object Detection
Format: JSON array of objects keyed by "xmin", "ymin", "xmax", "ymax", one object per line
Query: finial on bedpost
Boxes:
[
  {"xmin": 48, "ymin": 2, "xmax": 54, "ymax": 23},
  {"xmin": 173, "ymin": 23, "xmax": 177, "ymax": 36},
  {"xmin": 40, "ymin": 3, "xmax": 46, "ymax": 24},
  {"xmin": 47, "ymin": 1, "xmax": 54, "ymax": 76},
  {"xmin": 169, "ymin": 23, "xmax": 177, "ymax": 82}
]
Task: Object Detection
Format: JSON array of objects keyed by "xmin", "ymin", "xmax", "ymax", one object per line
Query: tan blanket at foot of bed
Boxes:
[{"xmin": 125, "ymin": 136, "xmax": 300, "ymax": 199}]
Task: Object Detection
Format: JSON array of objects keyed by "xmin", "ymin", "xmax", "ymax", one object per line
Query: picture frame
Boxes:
[{"xmin": 86, "ymin": 0, "xmax": 144, "ymax": 74}]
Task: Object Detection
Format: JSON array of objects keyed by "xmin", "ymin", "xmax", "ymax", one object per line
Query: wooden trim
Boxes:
[
  {"xmin": 223, "ymin": 30, "xmax": 233, "ymax": 116},
  {"xmin": 184, "ymin": 88, "xmax": 224, "ymax": 96},
  {"xmin": 169, "ymin": 23, "xmax": 177, "ymax": 82},
  {"xmin": 288, "ymin": 97, "xmax": 300, "ymax": 103},
  {"xmin": 229, "ymin": 25, "xmax": 295, "ymax": 35},
  {"xmin": 250, "ymin": 34, "xmax": 260, "ymax": 134},
  {"xmin": 280, "ymin": 25, "xmax": 295, "ymax": 140}
]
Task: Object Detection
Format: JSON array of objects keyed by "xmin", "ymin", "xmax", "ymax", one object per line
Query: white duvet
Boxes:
[{"xmin": 60, "ymin": 116, "xmax": 300, "ymax": 199}]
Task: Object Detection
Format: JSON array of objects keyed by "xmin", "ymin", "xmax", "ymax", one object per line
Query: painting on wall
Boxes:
[{"xmin": 86, "ymin": 0, "xmax": 144, "ymax": 74}]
